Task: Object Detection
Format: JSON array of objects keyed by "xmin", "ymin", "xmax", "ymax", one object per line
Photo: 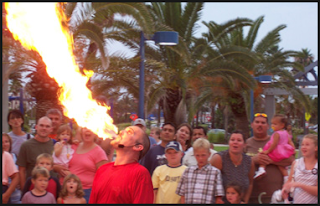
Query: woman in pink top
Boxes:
[{"xmin": 66, "ymin": 128, "xmax": 108, "ymax": 203}]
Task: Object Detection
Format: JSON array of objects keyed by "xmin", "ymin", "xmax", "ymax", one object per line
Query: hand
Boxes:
[
  {"xmin": 255, "ymin": 153, "xmax": 272, "ymax": 165},
  {"xmin": 215, "ymin": 197, "xmax": 224, "ymax": 204},
  {"xmin": 53, "ymin": 164, "xmax": 69, "ymax": 177},
  {"xmin": 72, "ymin": 139, "xmax": 80, "ymax": 145},
  {"xmin": 261, "ymin": 150, "xmax": 268, "ymax": 155}
]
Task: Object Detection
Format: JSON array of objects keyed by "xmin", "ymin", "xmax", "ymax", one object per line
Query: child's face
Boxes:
[
  {"xmin": 66, "ymin": 178, "xmax": 78, "ymax": 194},
  {"xmin": 301, "ymin": 138, "xmax": 317, "ymax": 158},
  {"xmin": 271, "ymin": 117, "xmax": 284, "ymax": 131},
  {"xmin": 226, "ymin": 187, "xmax": 241, "ymax": 204},
  {"xmin": 32, "ymin": 175, "xmax": 49, "ymax": 192},
  {"xmin": 194, "ymin": 148, "xmax": 210, "ymax": 168},
  {"xmin": 59, "ymin": 130, "xmax": 71, "ymax": 142},
  {"xmin": 2, "ymin": 135, "xmax": 10, "ymax": 152},
  {"xmin": 37, "ymin": 158, "xmax": 53, "ymax": 171},
  {"xmin": 165, "ymin": 149, "xmax": 182, "ymax": 165}
]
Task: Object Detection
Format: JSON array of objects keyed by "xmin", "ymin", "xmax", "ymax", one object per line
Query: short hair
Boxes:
[
  {"xmin": 60, "ymin": 173, "xmax": 84, "ymax": 198},
  {"xmin": 193, "ymin": 126, "xmax": 207, "ymax": 136},
  {"xmin": 272, "ymin": 114, "xmax": 288, "ymax": 129},
  {"xmin": 230, "ymin": 130, "xmax": 246, "ymax": 141},
  {"xmin": 57, "ymin": 124, "xmax": 73, "ymax": 144},
  {"xmin": 162, "ymin": 122, "xmax": 177, "ymax": 133},
  {"xmin": 7, "ymin": 109, "xmax": 24, "ymax": 129},
  {"xmin": 46, "ymin": 108, "xmax": 62, "ymax": 119},
  {"xmin": 36, "ymin": 153, "xmax": 54, "ymax": 166},
  {"xmin": 2, "ymin": 133, "xmax": 13, "ymax": 153},
  {"xmin": 31, "ymin": 166, "xmax": 50, "ymax": 180},
  {"xmin": 303, "ymin": 134, "xmax": 318, "ymax": 159},
  {"xmin": 139, "ymin": 130, "xmax": 150, "ymax": 160},
  {"xmin": 226, "ymin": 181, "xmax": 243, "ymax": 196},
  {"xmin": 193, "ymin": 137, "xmax": 211, "ymax": 152}
]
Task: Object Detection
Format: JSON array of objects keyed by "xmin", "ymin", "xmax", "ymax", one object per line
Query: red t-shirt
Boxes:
[{"xmin": 89, "ymin": 162, "xmax": 154, "ymax": 204}]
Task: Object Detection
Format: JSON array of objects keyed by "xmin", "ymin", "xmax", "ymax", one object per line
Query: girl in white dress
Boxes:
[{"xmin": 53, "ymin": 124, "xmax": 74, "ymax": 185}]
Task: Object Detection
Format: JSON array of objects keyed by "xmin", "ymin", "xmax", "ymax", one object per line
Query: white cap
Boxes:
[{"xmin": 133, "ymin": 118, "xmax": 146, "ymax": 127}]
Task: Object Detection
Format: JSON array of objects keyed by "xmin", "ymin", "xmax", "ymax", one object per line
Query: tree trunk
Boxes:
[
  {"xmin": 229, "ymin": 91, "xmax": 250, "ymax": 139},
  {"xmin": 163, "ymin": 87, "xmax": 182, "ymax": 127},
  {"xmin": 223, "ymin": 105, "xmax": 229, "ymax": 143},
  {"xmin": 210, "ymin": 104, "xmax": 215, "ymax": 129}
]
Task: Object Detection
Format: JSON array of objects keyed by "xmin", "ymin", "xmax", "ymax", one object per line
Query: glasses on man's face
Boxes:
[{"xmin": 254, "ymin": 113, "xmax": 267, "ymax": 118}]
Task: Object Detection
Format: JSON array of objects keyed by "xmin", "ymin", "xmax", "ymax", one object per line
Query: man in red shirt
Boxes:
[{"xmin": 89, "ymin": 126, "xmax": 154, "ymax": 204}]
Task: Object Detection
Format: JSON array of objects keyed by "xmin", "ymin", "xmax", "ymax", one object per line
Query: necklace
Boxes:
[{"xmin": 231, "ymin": 155, "xmax": 242, "ymax": 167}]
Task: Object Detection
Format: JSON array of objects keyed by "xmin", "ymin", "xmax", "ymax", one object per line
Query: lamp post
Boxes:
[
  {"xmin": 138, "ymin": 31, "xmax": 178, "ymax": 119},
  {"xmin": 250, "ymin": 75, "xmax": 272, "ymax": 135}
]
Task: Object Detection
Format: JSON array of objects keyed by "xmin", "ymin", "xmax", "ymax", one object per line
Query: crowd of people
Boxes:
[{"xmin": 2, "ymin": 109, "xmax": 318, "ymax": 204}]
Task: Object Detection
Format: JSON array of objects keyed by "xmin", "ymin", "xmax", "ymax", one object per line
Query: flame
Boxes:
[{"xmin": 5, "ymin": 2, "xmax": 118, "ymax": 139}]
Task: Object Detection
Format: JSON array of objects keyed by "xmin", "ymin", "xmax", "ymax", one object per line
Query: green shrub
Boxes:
[{"xmin": 208, "ymin": 132, "xmax": 225, "ymax": 144}]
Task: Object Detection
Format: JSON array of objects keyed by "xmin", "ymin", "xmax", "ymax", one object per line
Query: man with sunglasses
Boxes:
[
  {"xmin": 89, "ymin": 126, "xmax": 154, "ymax": 203},
  {"xmin": 245, "ymin": 113, "xmax": 295, "ymax": 203}
]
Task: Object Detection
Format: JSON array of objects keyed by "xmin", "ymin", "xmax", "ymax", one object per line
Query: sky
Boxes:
[{"xmin": 109, "ymin": 2, "xmax": 318, "ymax": 78}]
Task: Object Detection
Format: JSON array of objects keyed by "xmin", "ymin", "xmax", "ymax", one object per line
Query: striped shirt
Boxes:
[
  {"xmin": 175, "ymin": 164, "xmax": 224, "ymax": 204},
  {"xmin": 293, "ymin": 157, "xmax": 318, "ymax": 204}
]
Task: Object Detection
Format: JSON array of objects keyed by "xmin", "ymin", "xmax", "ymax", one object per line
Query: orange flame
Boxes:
[{"xmin": 5, "ymin": 2, "xmax": 118, "ymax": 139}]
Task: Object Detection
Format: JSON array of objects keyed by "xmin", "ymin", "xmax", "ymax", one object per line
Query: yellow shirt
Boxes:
[{"xmin": 152, "ymin": 164, "xmax": 187, "ymax": 204}]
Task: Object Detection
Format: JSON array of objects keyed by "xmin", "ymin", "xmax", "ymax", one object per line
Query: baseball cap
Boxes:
[
  {"xmin": 133, "ymin": 118, "xmax": 146, "ymax": 127},
  {"xmin": 165, "ymin": 141, "xmax": 182, "ymax": 152}
]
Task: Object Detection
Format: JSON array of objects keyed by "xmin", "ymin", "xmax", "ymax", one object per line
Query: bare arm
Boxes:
[
  {"xmin": 53, "ymin": 142, "xmax": 64, "ymax": 157},
  {"xmin": 57, "ymin": 197, "xmax": 62, "ymax": 204},
  {"xmin": 19, "ymin": 166, "xmax": 26, "ymax": 190},
  {"xmin": 281, "ymin": 160, "xmax": 296, "ymax": 199},
  {"xmin": 52, "ymin": 164, "xmax": 69, "ymax": 177},
  {"xmin": 99, "ymin": 138, "xmax": 114, "ymax": 162},
  {"xmin": 271, "ymin": 154, "xmax": 295, "ymax": 167},
  {"xmin": 210, "ymin": 153, "xmax": 222, "ymax": 170},
  {"xmin": 243, "ymin": 158, "xmax": 255, "ymax": 203},
  {"xmin": 263, "ymin": 133, "xmax": 279, "ymax": 154},
  {"xmin": 153, "ymin": 190, "xmax": 158, "ymax": 204},
  {"xmin": 215, "ymin": 196, "xmax": 224, "ymax": 204},
  {"xmin": 2, "ymin": 172, "xmax": 19, "ymax": 204},
  {"xmin": 180, "ymin": 196, "xmax": 185, "ymax": 204},
  {"xmin": 95, "ymin": 160, "xmax": 108, "ymax": 170}
]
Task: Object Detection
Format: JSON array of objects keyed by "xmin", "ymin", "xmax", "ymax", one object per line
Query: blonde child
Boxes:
[
  {"xmin": 152, "ymin": 141, "xmax": 187, "ymax": 203},
  {"xmin": 53, "ymin": 124, "xmax": 74, "ymax": 185},
  {"xmin": 21, "ymin": 166, "xmax": 56, "ymax": 204},
  {"xmin": 57, "ymin": 173, "xmax": 86, "ymax": 204},
  {"xmin": 254, "ymin": 114, "xmax": 295, "ymax": 180},
  {"xmin": 225, "ymin": 182, "xmax": 243, "ymax": 204},
  {"xmin": 281, "ymin": 134, "xmax": 318, "ymax": 204},
  {"xmin": 21, "ymin": 153, "xmax": 61, "ymax": 200},
  {"xmin": 176, "ymin": 138, "xmax": 224, "ymax": 204}
]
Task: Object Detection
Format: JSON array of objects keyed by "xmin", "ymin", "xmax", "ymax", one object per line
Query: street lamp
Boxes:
[
  {"xmin": 138, "ymin": 31, "xmax": 178, "ymax": 119},
  {"xmin": 250, "ymin": 75, "xmax": 272, "ymax": 134}
]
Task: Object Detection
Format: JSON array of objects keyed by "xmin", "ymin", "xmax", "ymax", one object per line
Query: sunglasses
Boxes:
[{"xmin": 254, "ymin": 113, "xmax": 267, "ymax": 118}]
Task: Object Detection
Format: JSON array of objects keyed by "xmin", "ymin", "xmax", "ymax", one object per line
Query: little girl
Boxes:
[
  {"xmin": 254, "ymin": 114, "xmax": 295, "ymax": 180},
  {"xmin": 53, "ymin": 124, "xmax": 74, "ymax": 185},
  {"xmin": 57, "ymin": 173, "xmax": 86, "ymax": 204},
  {"xmin": 225, "ymin": 182, "xmax": 243, "ymax": 204}
]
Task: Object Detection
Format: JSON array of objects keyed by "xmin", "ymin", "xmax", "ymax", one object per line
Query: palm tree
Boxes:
[
  {"xmin": 199, "ymin": 15, "xmax": 306, "ymax": 138},
  {"xmin": 141, "ymin": 2, "xmax": 204, "ymax": 126}
]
